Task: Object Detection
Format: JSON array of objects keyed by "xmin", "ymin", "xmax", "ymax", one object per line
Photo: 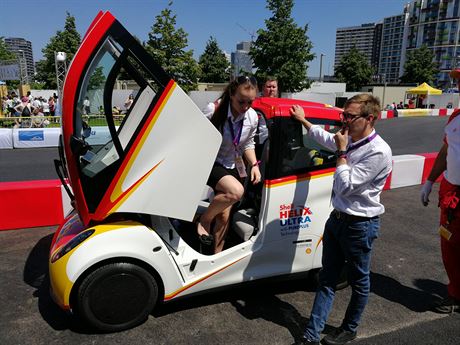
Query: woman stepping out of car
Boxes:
[{"xmin": 199, "ymin": 76, "xmax": 262, "ymax": 253}]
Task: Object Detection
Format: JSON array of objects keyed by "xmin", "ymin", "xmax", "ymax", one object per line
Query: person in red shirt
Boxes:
[{"xmin": 420, "ymin": 68, "xmax": 460, "ymax": 314}]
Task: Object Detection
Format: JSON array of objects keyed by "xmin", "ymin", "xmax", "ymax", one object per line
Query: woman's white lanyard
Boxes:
[{"xmin": 228, "ymin": 117, "xmax": 246, "ymax": 177}]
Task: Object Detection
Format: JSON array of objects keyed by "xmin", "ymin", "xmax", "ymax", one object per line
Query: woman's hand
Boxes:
[{"xmin": 251, "ymin": 165, "xmax": 261, "ymax": 184}]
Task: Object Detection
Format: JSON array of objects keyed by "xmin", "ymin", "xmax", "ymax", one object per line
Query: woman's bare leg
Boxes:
[
  {"xmin": 213, "ymin": 206, "xmax": 232, "ymax": 253},
  {"xmin": 197, "ymin": 175, "xmax": 243, "ymax": 238}
]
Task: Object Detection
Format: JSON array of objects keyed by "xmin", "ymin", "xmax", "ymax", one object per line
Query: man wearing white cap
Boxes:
[{"xmin": 420, "ymin": 68, "xmax": 460, "ymax": 314}]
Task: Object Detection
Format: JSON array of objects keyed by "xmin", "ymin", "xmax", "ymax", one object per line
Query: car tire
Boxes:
[
  {"xmin": 76, "ymin": 262, "xmax": 158, "ymax": 332},
  {"xmin": 310, "ymin": 266, "xmax": 349, "ymax": 291}
]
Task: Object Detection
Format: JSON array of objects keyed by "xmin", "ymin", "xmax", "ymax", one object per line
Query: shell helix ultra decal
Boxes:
[{"xmin": 279, "ymin": 203, "xmax": 312, "ymax": 236}]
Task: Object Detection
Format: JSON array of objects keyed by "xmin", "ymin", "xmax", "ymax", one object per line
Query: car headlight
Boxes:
[{"xmin": 51, "ymin": 229, "xmax": 95, "ymax": 263}]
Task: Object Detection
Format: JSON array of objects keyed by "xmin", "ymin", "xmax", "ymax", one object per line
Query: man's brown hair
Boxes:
[{"xmin": 344, "ymin": 94, "xmax": 381, "ymax": 124}]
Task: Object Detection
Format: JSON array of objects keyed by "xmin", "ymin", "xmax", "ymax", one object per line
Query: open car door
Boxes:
[{"xmin": 61, "ymin": 11, "xmax": 221, "ymax": 226}]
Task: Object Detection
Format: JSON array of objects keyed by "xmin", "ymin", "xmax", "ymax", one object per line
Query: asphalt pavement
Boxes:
[{"xmin": 0, "ymin": 185, "xmax": 458, "ymax": 345}]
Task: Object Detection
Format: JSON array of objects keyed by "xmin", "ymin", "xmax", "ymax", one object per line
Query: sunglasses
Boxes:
[
  {"xmin": 236, "ymin": 75, "xmax": 257, "ymax": 87},
  {"xmin": 236, "ymin": 97, "xmax": 253, "ymax": 106},
  {"xmin": 340, "ymin": 112, "xmax": 371, "ymax": 121}
]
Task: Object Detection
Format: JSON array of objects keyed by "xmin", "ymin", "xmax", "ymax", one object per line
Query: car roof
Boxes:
[{"xmin": 252, "ymin": 97, "xmax": 342, "ymax": 121}]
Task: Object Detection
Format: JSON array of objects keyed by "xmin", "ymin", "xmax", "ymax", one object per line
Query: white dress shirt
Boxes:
[
  {"xmin": 203, "ymin": 103, "xmax": 258, "ymax": 169},
  {"xmin": 444, "ymin": 112, "xmax": 460, "ymax": 185},
  {"xmin": 202, "ymin": 101, "xmax": 218, "ymax": 118},
  {"xmin": 308, "ymin": 125, "xmax": 393, "ymax": 217}
]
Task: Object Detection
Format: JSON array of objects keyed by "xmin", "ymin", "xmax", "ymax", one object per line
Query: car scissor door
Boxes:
[{"xmin": 61, "ymin": 11, "xmax": 221, "ymax": 226}]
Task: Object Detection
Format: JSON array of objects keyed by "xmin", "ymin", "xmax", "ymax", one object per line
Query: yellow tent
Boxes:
[
  {"xmin": 405, "ymin": 82, "xmax": 442, "ymax": 108},
  {"xmin": 407, "ymin": 82, "xmax": 442, "ymax": 95}
]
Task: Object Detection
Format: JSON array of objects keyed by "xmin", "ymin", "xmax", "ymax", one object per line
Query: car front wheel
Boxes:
[{"xmin": 76, "ymin": 262, "xmax": 158, "ymax": 332}]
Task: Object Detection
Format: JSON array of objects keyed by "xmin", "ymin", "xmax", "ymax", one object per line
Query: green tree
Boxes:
[
  {"xmin": 88, "ymin": 66, "xmax": 106, "ymax": 90},
  {"xmin": 250, "ymin": 0, "xmax": 314, "ymax": 93},
  {"xmin": 0, "ymin": 37, "xmax": 15, "ymax": 61},
  {"xmin": 400, "ymin": 45, "xmax": 438, "ymax": 85},
  {"xmin": 0, "ymin": 37, "xmax": 19, "ymax": 89},
  {"xmin": 35, "ymin": 12, "xmax": 81, "ymax": 88},
  {"xmin": 198, "ymin": 37, "xmax": 230, "ymax": 83},
  {"xmin": 335, "ymin": 46, "xmax": 373, "ymax": 91},
  {"xmin": 145, "ymin": 1, "xmax": 200, "ymax": 92}
]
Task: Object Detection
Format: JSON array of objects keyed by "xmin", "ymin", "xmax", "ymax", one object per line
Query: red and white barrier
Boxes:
[
  {"xmin": 379, "ymin": 108, "xmax": 459, "ymax": 119},
  {"xmin": 0, "ymin": 180, "xmax": 68, "ymax": 230},
  {"xmin": 0, "ymin": 128, "xmax": 13, "ymax": 149},
  {"xmin": 382, "ymin": 152, "xmax": 440, "ymax": 191},
  {"xmin": 0, "ymin": 152, "xmax": 441, "ymax": 231}
]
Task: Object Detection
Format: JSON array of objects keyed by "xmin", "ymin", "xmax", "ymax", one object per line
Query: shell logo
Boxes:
[{"xmin": 306, "ymin": 248, "xmax": 312, "ymax": 254}]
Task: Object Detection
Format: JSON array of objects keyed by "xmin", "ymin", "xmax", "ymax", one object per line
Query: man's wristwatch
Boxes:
[{"xmin": 335, "ymin": 150, "xmax": 347, "ymax": 159}]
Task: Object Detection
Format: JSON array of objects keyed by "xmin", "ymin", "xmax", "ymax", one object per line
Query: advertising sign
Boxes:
[{"xmin": 0, "ymin": 63, "xmax": 20, "ymax": 81}]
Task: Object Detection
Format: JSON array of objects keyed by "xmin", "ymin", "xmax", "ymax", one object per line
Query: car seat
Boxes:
[{"xmin": 232, "ymin": 139, "xmax": 269, "ymax": 241}]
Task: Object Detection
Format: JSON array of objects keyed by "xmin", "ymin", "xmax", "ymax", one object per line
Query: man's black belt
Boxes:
[{"xmin": 331, "ymin": 209, "xmax": 378, "ymax": 222}]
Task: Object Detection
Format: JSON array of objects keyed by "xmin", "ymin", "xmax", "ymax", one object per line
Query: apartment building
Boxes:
[
  {"xmin": 379, "ymin": 12, "xmax": 409, "ymax": 84},
  {"xmin": 5, "ymin": 37, "xmax": 35, "ymax": 84},
  {"xmin": 334, "ymin": 23, "xmax": 379, "ymax": 71},
  {"xmin": 231, "ymin": 41, "xmax": 253, "ymax": 77},
  {"xmin": 405, "ymin": 0, "xmax": 460, "ymax": 89}
]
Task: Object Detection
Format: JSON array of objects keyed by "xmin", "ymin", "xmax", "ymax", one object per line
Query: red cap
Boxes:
[{"xmin": 450, "ymin": 68, "xmax": 460, "ymax": 79}]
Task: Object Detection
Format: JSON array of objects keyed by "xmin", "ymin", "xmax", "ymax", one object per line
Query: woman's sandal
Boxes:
[
  {"xmin": 198, "ymin": 233, "xmax": 214, "ymax": 245},
  {"xmin": 196, "ymin": 217, "xmax": 213, "ymax": 245}
]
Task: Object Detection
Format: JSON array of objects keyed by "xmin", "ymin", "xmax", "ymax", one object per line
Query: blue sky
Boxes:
[{"xmin": 1, "ymin": 0, "xmax": 405, "ymax": 77}]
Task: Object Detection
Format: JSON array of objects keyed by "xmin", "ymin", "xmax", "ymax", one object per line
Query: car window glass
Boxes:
[
  {"xmin": 114, "ymin": 56, "xmax": 159, "ymax": 150},
  {"xmin": 279, "ymin": 119, "xmax": 340, "ymax": 177},
  {"xmin": 74, "ymin": 34, "xmax": 165, "ymax": 212}
]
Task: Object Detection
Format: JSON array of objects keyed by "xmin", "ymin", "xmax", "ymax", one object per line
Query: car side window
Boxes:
[{"xmin": 267, "ymin": 117, "xmax": 341, "ymax": 179}]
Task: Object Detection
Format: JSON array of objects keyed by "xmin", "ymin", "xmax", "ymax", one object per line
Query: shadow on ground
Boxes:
[
  {"xmin": 23, "ymin": 233, "xmax": 403, "ymax": 339},
  {"xmin": 23, "ymin": 233, "xmax": 93, "ymax": 333},
  {"xmin": 23, "ymin": 232, "xmax": 328, "ymax": 337},
  {"xmin": 157, "ymin": 275, "xmax": 339, "ymax": 343},
  {"xmin": 371, "ymin": 271, "xmax": 446, "ymax": 312}
]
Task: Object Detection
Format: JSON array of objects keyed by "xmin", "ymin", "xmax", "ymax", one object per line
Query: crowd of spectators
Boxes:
[
  {"xmin": 385, "ymin": 99, "xmax": 416, "ymax": 110},
  {"xmin": 1, "ymin": 91, "xmax": 57, "ymax": 128}
]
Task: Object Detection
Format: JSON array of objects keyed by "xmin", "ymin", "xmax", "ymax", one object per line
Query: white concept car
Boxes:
[{"xmin": 49, "ymin": 11, "xmax": 346, "ymax": 332}]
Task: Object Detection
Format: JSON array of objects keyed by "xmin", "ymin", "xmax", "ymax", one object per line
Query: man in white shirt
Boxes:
[
  {"xmin": 290, "ymin": 94, "xmax": 392, "ymax": 345},
  {"xmin": 83, "ymin": 96, "xmax": 91, "ymax": 115},
  {"xmin": 420, "ymin": 68, "xmax": 460, "ymax": 314},
  {"xmin": 32, "ymin": 97, "xmax": 42, "ymax": 109}
]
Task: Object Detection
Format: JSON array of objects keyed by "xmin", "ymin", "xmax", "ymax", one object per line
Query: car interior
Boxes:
[{"xmin": 168, "ymin": 113, "xmax": 341, "ymax": 255}]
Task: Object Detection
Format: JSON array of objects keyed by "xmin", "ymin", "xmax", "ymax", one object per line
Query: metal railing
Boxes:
[{"xmin": 0, "ymin": 115, "xmax": 126, "ymax": 128}]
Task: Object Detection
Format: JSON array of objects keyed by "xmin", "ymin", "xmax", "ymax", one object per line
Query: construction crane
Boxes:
[{"xmin": 236, "ymin": 23, "xmax": 256, "ymax": 42}]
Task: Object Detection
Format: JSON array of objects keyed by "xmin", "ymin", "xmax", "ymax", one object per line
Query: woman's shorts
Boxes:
[{"xmin": 207, "ymin": 162, "xmax": 241, "ymax": 190}]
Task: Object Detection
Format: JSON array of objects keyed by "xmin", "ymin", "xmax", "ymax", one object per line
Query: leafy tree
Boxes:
[
  {"xmin": 29, "ymin": 81, "xmax": 46, "ymax": 90},
  {"xmin": 0, "ymin": 37, "xmax": 19, "ymax": 89},
  {"xmin": 35, "ymin": 12, "xmax": 81, "ymax": 88},
  {"xmin": 250, "ymin": 0, "xmax": 314, "ymax": 93},
  {"xmin": 335, "ymin": 46, "xmax": 373, "ymax": 91},
  {"xmin": 0, "ymin": 37, "xmax": 15, "ymax": 61},
  {"xmin": 144, "ymin": 1, "xmax": 200, "ymax": 92},
  {"xmin": 400, "ymin": 45, "xmax": 438, "ymax": 85},
  {"xmin": 198, "ymin": 37, "xmax": 230, "ymax": 83},
  {"xmin": 88, "ymin": 66, "xmax": 106, "ymax": 90}
]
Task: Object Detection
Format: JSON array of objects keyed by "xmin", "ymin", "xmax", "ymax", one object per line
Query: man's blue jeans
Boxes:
[{"xmin": 304, "ymin": 213, "xmax": 380, "ymax": 342}]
